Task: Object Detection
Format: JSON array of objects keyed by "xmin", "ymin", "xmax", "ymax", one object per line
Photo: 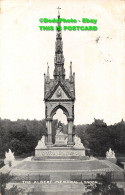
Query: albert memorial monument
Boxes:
[{"xmin": 35, "ymin": 9, "xmax": 85, "ymax": 158}]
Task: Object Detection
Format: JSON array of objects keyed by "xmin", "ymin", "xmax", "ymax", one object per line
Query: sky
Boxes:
[{"xmin": 0, "ymin": 0, "xmax": 125, "ymax": 125}]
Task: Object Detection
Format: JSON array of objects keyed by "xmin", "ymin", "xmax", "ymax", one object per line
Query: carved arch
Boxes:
[{"xmin": 50, "ymin": 105, "xmax": 69, "ymax": 118}]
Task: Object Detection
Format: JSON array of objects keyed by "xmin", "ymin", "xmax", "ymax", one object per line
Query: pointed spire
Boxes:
[
  {"xmin": 69, "ymin": 61, "xmax": 73, "ymax": 81},
  {"xmin": 70, "ymin": 61, "xmax": 72, "ymax": 76},
  {"xmin": 47, "ymin": 62, "xmax": 49, "ymax": 77},
  {"xmin": 57, "ymin": 7, "xmax": 61, "ymax": 31},
  {"xmin": 46, "ymin": 62, "xmax": 50, "ymax": 83},
  {"xmin": 53, "ymin": 8, "xmax": 65, "ymax": 80},
  {"xmin": 57, "ymin": 6, "xmax": 61, "ymax": 19}
]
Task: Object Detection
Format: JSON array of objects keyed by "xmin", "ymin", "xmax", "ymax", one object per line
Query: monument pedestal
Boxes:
[
  {"xmin": 35, "ymin": 135, "xmax": 85, "ymax": 159},
  {"xmin": 106, "ymin": 148, "xmax": 117, "ymax": 164},
  {"xmin": 55, "ymin": 131, "xmax": 68, "ymax": 147},
  {"xmin": 35, "ymin": 147, "xmax": 85, "ymax": 159}
]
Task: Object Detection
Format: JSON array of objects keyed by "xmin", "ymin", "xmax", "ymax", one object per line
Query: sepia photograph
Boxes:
[{"xmin": 0, "ymin": 0, "xmax": 125, "ymax": 194}]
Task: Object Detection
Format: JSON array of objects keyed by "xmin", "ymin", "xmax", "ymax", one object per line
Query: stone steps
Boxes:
[
  {"xmin": 104, "ymin": 160, "xmax": 123, "ymax": 171},
  {"xmin": 12, "ymin": 160, "xmax": 108, "ymax": 171},
  {"xmin": 10, "ymin": 159, "xmax": 125, "ymax": 182},
  {"xmin": 7, "ymin": 183, "xmax": 85, "ymax": 192}
]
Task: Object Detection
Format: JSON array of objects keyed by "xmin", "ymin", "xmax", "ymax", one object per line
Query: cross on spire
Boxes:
[{"xmin": 57, "ymin": 6, "xmax": 61, "ymax": 11}]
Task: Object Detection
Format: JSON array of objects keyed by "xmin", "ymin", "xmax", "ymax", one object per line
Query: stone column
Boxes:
[
  {"xmin": 67, "ymin": 118, "xmax": 74, "ymax": 146},
  {"xmin": 46, "ymin": 118, "xmax": 53, "ymax": 146}
]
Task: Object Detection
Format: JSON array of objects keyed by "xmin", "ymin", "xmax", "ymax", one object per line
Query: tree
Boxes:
[
  {"xmin": 0, "ymin": 173, "xmax": 13, "ymax": 195},
  {"xmin": 85, "ymin": 172, "xmax": 124, "ymax": 195}
]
